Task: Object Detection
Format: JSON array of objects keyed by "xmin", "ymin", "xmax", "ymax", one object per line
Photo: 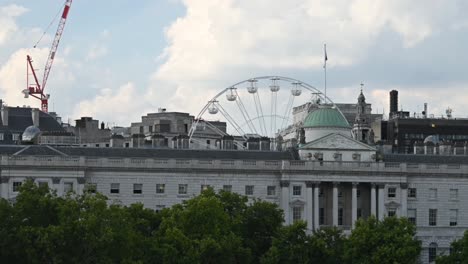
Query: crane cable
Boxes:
[{"xmin": 33, "ymin": 2, "xmax": 66, "ymax": 48}]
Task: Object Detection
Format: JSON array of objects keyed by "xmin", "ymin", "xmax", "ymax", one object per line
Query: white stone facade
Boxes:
[{"xmin": 0, "ymin": 156, "xmax": 465, "ymax": 263}]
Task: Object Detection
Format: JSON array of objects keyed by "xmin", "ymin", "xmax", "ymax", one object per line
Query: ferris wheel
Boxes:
[{"xmin": 189, "ymin": 76, "xmax": 340, "ymax": 149}]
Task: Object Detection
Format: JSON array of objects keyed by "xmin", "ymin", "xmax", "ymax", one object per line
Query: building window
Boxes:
[
  {"xmin": 387, "ymin": 209, "xmax": 396, "ymax": 217},
  {"xmin": 12, "ymin": 133, "xmax": 20, "ymax": 141},
  {"xmin": 223, "ymin": 185, "xmax": 232, "ymax": 192},
  {"xmin": 429, "ymin": 188, "xmax": 437, "ymax": 200},
  {"xmin": 125, "ymin": 142, "xmax": 130, "ymax": 148},
  {"xmin": 450, "ymin": 209, "xmax": 458, "ymax": 226},
  {"xmin": 388, "ymin": 187, "xmax": 396, "ymax": 198},
  {"xmin": 201, "ymin": 184, "xmax": 210, "ymax": 192},
  {"xmin": 319, "ymin": 188, "xmax": 324, "ymax": 197},
  {"xmin": 338, "ymin": 190, "xmax": 343, "ymax": 198},
  {"xmin": 408, "ymin": 188, "xmax": 417, "ymax": 198},
  {"xmin": 334, "ymin": 153, "xmax": 342, "ymax": 161},
  {"xmin": 293, "ymin": 207, "xmax": 302, "ymax": 222},
  {"xmin": 357, "ymin": 208, "xmax": 362, "ymax": 218},
  {"xmin": 155, "ymin": 204, "xmax": 165, "ymax": 213},
  {"xmin": 319, "ymin": 208, "xmax": 325, "ymax": 225},
  {"xmin": 110, "ymin": 183, "xmax": 120, "ymax": 194},
  {"xmin": 293, "ymin": 185, "xmax": 302, "ymax": 196},
  {"xmin": 357, "ymin": 189, "xmax": 361, "ymax": 198},
  {"xmin": 178, "ymin": 184, "xmax": 188, "ymax": 194},
  {"xmin": 38, "ymin": 181, "xmax": 49, "ymax": 188},
  {"xmin": 428, "ymin": 243, "xmax": 437, "ymax": 263},
  {"xmin": 267, "ymin": 186, "xmax": 276, "ymax": 196},
  {"xmin": 0, "ymin": 133, "xmax": 4, "ymax": 140},
  {"xmin": 12, "ymin": 181, "xmax": 22, "ymax": 192},
  {"xmin": 450, "ymin": 189, "xmax": 459, "ymax": 200},
  {"xmin": 429, "ymin": 209, "xmax": 437, "ymax": 226},
  {"xmin": 84, "ymin": 183, "xmax": 97, "ymax": 193},
  {"xmin": 64, "ymin": 182, "xmax": 74, "ymax": 193},
  {"xmin": 407, "ymin": 209, "xmax": 416, "ymax": 225},
  {"xmin": 338, "ymin": 208, "xmax": 343, "ymax": 225},
  {"xmin": 352, "ymin": 153, "xmax": 361, "ymax": 161},
  {"xmin": 95, "ymin": 144, "xmax": 100, "ymax": 147},
  {"xmin": 245, "ymin": 185, "xmax": 254, "ymax": 196},
  {"xmin": 133, "ymin": 183, "xmax": 143, "ymax": 194},
  {"xmin": 156, "ymin": 184, "xmax": 165, "ymax": 194}
]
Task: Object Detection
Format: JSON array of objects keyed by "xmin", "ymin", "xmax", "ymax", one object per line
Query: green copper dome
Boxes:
[{"xmin": 303, "ymin": 107, "xmax": 350, "ymax": 128}]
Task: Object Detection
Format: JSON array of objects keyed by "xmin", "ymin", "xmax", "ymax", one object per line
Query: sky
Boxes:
[{"xmin": 1, "ymin": 0, "xmax": 468, "ymax": 128}]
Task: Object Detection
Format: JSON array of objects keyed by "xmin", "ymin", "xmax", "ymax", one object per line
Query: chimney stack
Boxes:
[
  {"xmin": 32, "ymin": 108, "xmax": 40, "ymax": 127},
  {"xmin": 423, "ymin": 103, "xmax": 428, "ymax": 118},
  {"xmin": 1, "ymin": 105, "xmax": 8, "ymax": 126},
  {"xmin": 389, "ymin": 90, "xmax": 398, "ymax": 118}
]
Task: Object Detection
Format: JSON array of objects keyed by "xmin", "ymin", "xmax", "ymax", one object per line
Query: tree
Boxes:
[
  {"xmin": 260, "ymin": 221, "xmax": 311, "ymax": 264},
  {"xmin": 437, "ymin": 230, "xmax": 468, "ymax": 263},
  {"xmin": 344, "ymin": 216, "xmax": 421, "ymax": 264},
  {"xmin": 242, "ymin": 199, "xmax": 284, "ymax": 261},
  {"xmin": 308, "ymin": 227, "xmax": 345, "ymax": 264}
]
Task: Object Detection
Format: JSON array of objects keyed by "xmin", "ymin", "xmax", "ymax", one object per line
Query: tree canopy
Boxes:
[{"xmin": 0, "ymin": 181, "xmax": 422, "ymax": 263}]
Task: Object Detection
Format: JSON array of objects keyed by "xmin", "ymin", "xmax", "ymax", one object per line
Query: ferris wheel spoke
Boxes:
[
  {"xmin": 216, "ymin": 103, "xmax": 247, "ymax": 139},
  {"xmin": 253, "ymin": 92, "xmax": 267, "ymax": 136},
  {"xmin": 235, "ymin": 91, "xmax": 259, "ymax": 135},
  {"xmin": 280, "ymin": 94, "xmax": 293, "ymax": 131},
  {"xmin": 203, "ymin": 120, "xmax": 229, "ymax": 136}
]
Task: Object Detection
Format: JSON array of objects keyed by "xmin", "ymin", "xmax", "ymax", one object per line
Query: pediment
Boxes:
[
  {"xmin": 289, "ymin": 199, "xmax": 305, "ymax": 206},
  {"xmin": 300, "ymin": 133, "xmax": 376, "ymax": 151},
  {"xmin": 385, "ymin": 200, "xmax": 401, "ymax": 207}
]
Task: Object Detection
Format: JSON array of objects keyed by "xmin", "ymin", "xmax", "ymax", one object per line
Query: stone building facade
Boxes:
[{"xmin": 0, "ymin": 145, "xmax": 466, "ymax": 263}]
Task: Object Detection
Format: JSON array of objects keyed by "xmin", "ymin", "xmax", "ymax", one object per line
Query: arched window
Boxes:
[{"xmin": 429, "ymin": 242, "xmax": 438, "ymax": 263}]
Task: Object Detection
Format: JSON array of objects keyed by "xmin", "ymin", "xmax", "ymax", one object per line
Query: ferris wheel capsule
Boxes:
[
  {"xmin": 247, "ymin": 79, "xmax": 258, "ymax": 94},
  {"xmin": 226, "ymin": 87, "xmax": 237, "ymax": 101},
  {"xmin": 270, "ymin": 77, "xmax": 280, "ymax": 92},
  {"xmin": 291, "ymin": 82, "xmax": 302, "ymax": 96},
  {"xmin": 270, "ymin": 85, "xmax": 280, "ymax": 92},
  {"xmin": 208, "ymin": 101, "xmax": 219, "ymax": 114}
]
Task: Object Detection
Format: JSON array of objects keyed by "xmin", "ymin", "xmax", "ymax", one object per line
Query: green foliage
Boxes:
[
  {"xmin": 0, "ymin": 182, "xmax": 422, "ymax": 264},
  {"xmin": 437, "ymin": 230, "xmax": 468, "ymax": 263},
  {"xmin": 344, "ymin": 216, "xmax": 421, "ymax": 264}
]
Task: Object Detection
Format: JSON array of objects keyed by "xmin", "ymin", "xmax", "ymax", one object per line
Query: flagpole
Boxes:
[{"xmin": 323, "ymin": 43, "xmax": 327, "ymax": 104}]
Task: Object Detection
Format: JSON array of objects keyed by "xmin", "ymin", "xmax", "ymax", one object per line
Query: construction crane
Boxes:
[{"xmin": 23, "ymin": 0, "xmax": 73, "ymax": 113}]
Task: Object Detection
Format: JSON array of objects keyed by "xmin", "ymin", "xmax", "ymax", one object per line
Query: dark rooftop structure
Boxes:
[
  {"xmin": 0, "ymin": 145, "xmax": 297, "ymax": 160},
  {"xmin": 0, "ymin": 105, "xmax": 65, "ymax": 144}
]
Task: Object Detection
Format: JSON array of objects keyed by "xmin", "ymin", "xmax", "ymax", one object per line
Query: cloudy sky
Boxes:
[{"xmin": 1, "ymin": 0, "xmax": 468, "ymax": 127}]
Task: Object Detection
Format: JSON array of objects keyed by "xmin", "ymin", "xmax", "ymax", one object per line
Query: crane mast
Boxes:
[{"xmin": 25, "ymin": 0, "xmax": 72, "ymax": 113}]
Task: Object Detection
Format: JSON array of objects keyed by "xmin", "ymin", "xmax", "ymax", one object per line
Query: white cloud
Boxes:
[
  {"xmin": 143, "ymin": 0, "xmax": 468, "ymax": 119},
  {"xmin": 72, "ymin": 82, "xmax": 150, "ymax": 125},
  {"xmin": 0, "ymin": 48, "xmax": 49, "ymax": 107},
  {"xmin": 0, "ymin": 4, "xmax": 28, "ymax": 45}
]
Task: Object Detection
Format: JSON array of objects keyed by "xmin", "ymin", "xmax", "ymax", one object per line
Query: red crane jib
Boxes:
[{"xmin": 25, "ymin": 0, "xmax": 72, "ymax": 113}]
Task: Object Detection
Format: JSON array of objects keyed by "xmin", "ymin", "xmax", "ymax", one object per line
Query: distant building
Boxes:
[
  {"xmin": 376, "ymin": 90, "xmax": 468, "ymax": 153},
  {"xmin": 65, "ymin": 117, "xmax": 111, "ymax": 146},
  {"xmin": 0, "ymin": 102, "xmax": 68, "ymax": 145}
]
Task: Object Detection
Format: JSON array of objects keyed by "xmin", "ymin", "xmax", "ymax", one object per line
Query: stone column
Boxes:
[
  {"xmin": 306, "ymin": 181, "xmax": 313, "ymax": 230},
  {"xmin": 52, "ymin": 177, "xmax": 61, "ymax": 196},
  {"xmin": 77, "ymin": 178, "xmax": 86, "ymax": 195},
  {"xmin": 370, "ymin": 183, "xmax": 377, "ymax": 216},
  {"xmin": 0, "ymin": 177, "xmax": 9, "ymax": 199},
  {"xmin": 352, "ymin": 182, "xmax": 358, "ymax": 227},
  {"xmin": 400, "ymin": 183, "xmax": 408, "ymax": 217},
  {"xmin": 333, "ymin": 182, "xmax": 339, "ymax": 226},
  {"xmin": 280, "ymin": 180, "xmax": 290, "ymax": 225},
  {"xmin": 378, "ymin": 184, "xmax": 385, "ymax": 220},
  {"xmin": 314, "ymin": 182, "xmax": 320, "ymax": 230}
]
